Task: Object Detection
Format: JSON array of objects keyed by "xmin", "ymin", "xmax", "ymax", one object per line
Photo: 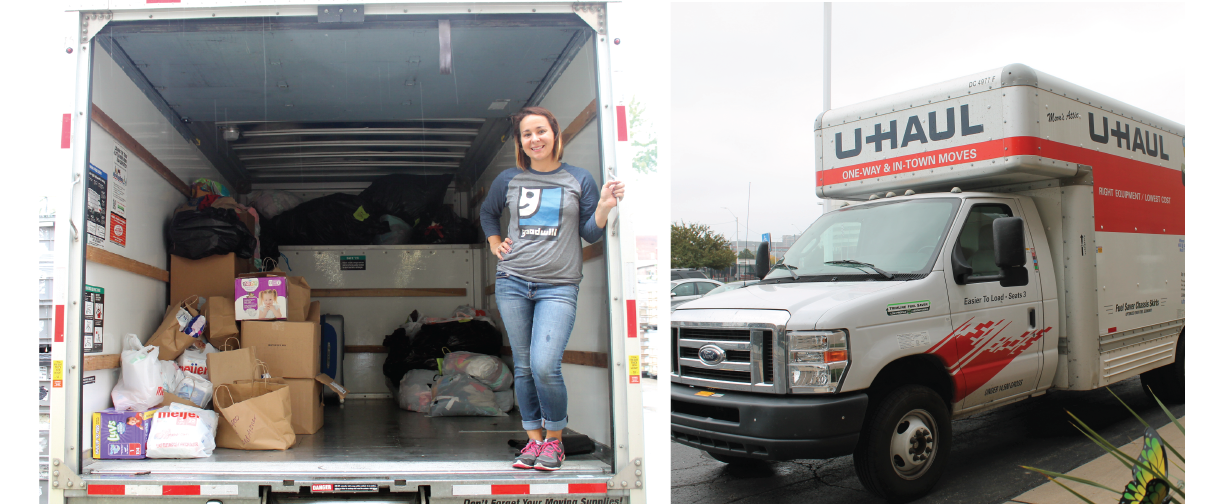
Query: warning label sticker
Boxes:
[
  {"xmin": 311, "ymin": 483, "xmax": 378, "ymax": 493},
  {"xmin": 52, "ymin": 360, "xmax": 64, "ymax": 388},
  {"xmin": 628, "ymin": 355, "xmax": 640, "ymax": 384},
  {"xmin": 340, "ymin": 255, "xmax": 366, "ymax": 271}
]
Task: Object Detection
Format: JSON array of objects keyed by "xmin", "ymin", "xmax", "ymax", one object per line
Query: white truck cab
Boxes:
[{"xmin": 670, "ymin": 64, "xmax": 1184, "ymax": 502}]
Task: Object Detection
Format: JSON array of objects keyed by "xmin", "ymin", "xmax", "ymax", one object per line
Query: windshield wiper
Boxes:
[
  {"xmin": 824, "ymin": 260, "xmax": 895, "ymax": 279},
  {"xmin": 769, "ymin": 262, "xmax": 799, "ymax": 280}
]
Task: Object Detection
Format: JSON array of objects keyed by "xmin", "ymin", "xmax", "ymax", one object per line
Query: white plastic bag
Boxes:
[
  {"xmin": 177, "ymin": 345, "xmax": 210, "ymax": 380},
  {"xmin": 249, "ymin": 190, "xmax": 304, "ymax": 219},
  {"xmin": 174, "ymin": 373, "xmax": 214, "ymax": 409},
  {"xmin": 429, "ymin": 373, "xmax": 506, "ymax": 417},
  {"xmin": 442, "ymin": 352, "xmax": 512, "ymax": 391},
  {"xmin": 112, "ymin": 334, "xmax": 164, "ymax": 411},
  {"xmin": 397, "ymin": 370, "xmax": 440, "ymax": 413},
  {"xmin": 159, "ymin": 360, "xmax": 184, "ymax": 397},
  {"xmin": 494, "ymin": 390, "xmax": 515, "ymax": 413},
  {"xmin": 146, "ymin": 403, "xmax": 218, "ymax": 458}
]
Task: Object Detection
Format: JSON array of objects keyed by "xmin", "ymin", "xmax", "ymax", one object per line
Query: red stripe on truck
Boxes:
[
  {"xmin": 616, "ymin": 105, "xmax": 628, "ymax": 141},
  {"xmin": 569, "ymin": 483, "xmax": 608, "ymax": 494},
  {"xmin": 819, "ymin": 136, "xmax": 1184, "ymax": 235},
  {"xmin": 87, "ymin": 485, "xmax": 125, "ymax": 495},
  {"xmin": 54, "ymin": 304, "xmax": 65, "ymax": 343},
  {"xmin": 493, "ymin": 485, "xmax": 531, "ymax": 495},
  {"xmin": 61, "ymin": 114, "xmax": 71, "ymax": 148},
  {"xmin": 627, "ymin": 299, "xmax": 637, "ymax": 338},
  {"xmin": 162, "ymin": 486, "xmax": 200, "ymax": 495}
]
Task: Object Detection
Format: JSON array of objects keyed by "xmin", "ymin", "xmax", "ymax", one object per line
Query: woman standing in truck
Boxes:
[{"xmin": 479, "ymin": 106, "xmax": 625, "ymax": 471}]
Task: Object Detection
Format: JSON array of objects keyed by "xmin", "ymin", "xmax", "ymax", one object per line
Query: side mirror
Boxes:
[
  {"xmin": 671, "ymin": 291, "xmax": 677, "ymax": 297},
  {"xmin": 1000, "ymin": 265, "xmax": 1028, "ymax": 287},
  {"xmin": 754, "ymin": 242, "xmax": 771, "ymax": 280},
  {"xmin": 993, "ymin": 217, "xmax": 1026, "ymax": 268}
]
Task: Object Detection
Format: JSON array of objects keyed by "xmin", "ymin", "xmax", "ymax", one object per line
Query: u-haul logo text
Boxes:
[
  {"xmin": 835, "ymin": 104, "xmax": 985, "ymax": 160},
  {"xmin": 1087, "ymin": 113, "xmax": 1171, "ymax": 161}
]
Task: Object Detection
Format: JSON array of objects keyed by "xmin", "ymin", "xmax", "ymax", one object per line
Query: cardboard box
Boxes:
[
  {"xmin": 170, "ymin": 253, "xmax": 252, "ymax": 305},
  {"xmin": 235, "ymin": 273, "xmax": 312, "ymax": 322},
  {"xmin": 283, "ymin": 378, "xmax": 324, "ymax": 435},
  {"xmin": 241, "ymin": 302, "xmax": 321, "ymax": 378},
  {"xmin": 235, "ymin": 274, "xmax": 288, "ymax": 321},
  {"xmin": 92, "ymin": 408, "xmax": 156, "ymax": 459}
]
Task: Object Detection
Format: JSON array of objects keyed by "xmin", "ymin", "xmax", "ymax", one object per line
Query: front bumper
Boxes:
[{"xmin": 670, "ymin": 382, "xmax": 868, "ymax": 461}]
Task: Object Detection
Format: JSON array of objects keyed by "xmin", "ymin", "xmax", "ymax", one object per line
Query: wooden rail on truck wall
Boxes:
[
  {"xmin": 313, "ymin": 288, "xmax": 467, "ymax": 298},
  {"xmin": 84, "ymin": 354, "xmax": 120, "ymax": 371},
  {"xmin": 91, "ymin": 104, "xmax": 192, "ymax": 198},
  {"xmin": 342, "ymin": 346, "xmax": 608, "ymax": 369},
  {"xmin": 86, "ymin": 245, "xmax": 170, "ymax": 283}
]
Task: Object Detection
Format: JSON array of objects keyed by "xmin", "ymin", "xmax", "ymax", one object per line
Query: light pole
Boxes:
[{"xmin": 722, "ymin": 207, "xmax": 740, "ymax": 279}]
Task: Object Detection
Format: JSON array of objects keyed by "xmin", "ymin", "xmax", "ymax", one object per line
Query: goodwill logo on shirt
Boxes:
[{"xmin": 518, "ymin": 187, "xmax": 562, "ymax": 240}]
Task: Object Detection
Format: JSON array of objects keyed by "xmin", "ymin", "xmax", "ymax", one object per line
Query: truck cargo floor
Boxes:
[{"xmin": 85, "ymin": 398, "xmax": 611, "ymax": 478}]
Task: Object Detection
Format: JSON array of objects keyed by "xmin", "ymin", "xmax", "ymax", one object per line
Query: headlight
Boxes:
[{"xmin": 786, "ymin": 330, "xmax": 849, "ymax": 393}]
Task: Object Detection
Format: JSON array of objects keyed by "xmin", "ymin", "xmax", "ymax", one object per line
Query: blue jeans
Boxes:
[{"xmin": 495, "ymin": 272, "xmax": 579, "ymax": 431}]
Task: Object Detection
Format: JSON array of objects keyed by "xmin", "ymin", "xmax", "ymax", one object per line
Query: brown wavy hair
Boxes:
[{"xmin": 511, "ymin": 106, "xmax": 564, "ymax": 170}]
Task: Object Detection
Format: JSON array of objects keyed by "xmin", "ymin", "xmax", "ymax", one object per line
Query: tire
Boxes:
[
  {"xmin": 706, "ymin": 451, "xmax": 762, "ymax": 465},
  {"xmin": 853, "ymin": 385, "xmax": 952, "ymax": 503},
  {"xmin": 1135, "ymin": 337, "xmax": 1184, "ymax": 406}
]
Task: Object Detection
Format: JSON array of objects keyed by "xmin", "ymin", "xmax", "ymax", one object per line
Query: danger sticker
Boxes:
[
  {"xmin": 887, "ymin": 300, "xmax": 931, "ymax": 316},
  {"xmin": 311, "ymin": 483, "xmax": 378, "ymax": 493},
  {"xmin": 628, "ymin": 355, "xmax": 640, "ymax": 384}
]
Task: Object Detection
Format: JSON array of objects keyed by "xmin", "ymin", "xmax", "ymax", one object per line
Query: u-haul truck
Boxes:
[{"xmin": 670, "ymin": 64, "xmax": 1183, "ymax": 502}]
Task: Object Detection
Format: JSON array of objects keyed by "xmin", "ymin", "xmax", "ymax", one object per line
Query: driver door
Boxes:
[{"xmin": 941, "ymin": 199, "xmax": 1044, "ymax": 410}]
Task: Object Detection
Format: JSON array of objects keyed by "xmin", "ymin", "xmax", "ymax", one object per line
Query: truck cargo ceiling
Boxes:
[{"xmin": 94, "ymin": 14, "xmax": 591, "ymax": 187}]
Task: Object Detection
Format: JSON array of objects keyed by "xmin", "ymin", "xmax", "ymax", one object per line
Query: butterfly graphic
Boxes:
[{"xmin": 1119, "ymin": 427, "xmax": 1172, "ymax": 504}]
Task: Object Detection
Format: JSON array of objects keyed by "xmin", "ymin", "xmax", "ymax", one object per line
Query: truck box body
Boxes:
[
  {"xmin": 811, "ymin": 64, "xmax": 1184, "ymax": 391},
  {"xmin": 672, "ymin": 64, "xmax": 1183, "ymax": 500},
  {"xmin": 50, "ymin": 3, "xmax": 645, "ymax": 503}
]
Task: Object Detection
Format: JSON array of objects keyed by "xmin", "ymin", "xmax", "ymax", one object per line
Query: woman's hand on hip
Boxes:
[{"xmin": 490, "ymin": 237, "xmax": 513, "ymax": 260}]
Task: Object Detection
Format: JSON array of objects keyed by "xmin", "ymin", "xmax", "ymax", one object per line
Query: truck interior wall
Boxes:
[
  {"xmin": 473, "ymin": 38, "xmax": 612, "ymax": 447},
  {"xmin": 80, "ymin": 40, "xmax": 230, "ymax": 465}
]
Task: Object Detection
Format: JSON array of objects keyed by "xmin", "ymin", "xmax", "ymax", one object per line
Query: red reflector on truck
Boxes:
[
  {"xmin": 87, "ymin": 485, "xmax": 238, "ymax": 496},
  {"xmin": 452, "ymin": 484, "xmax": 608, "ymax": 496},
  {"xmin": 61, "ymin": 114, "xmax": 71, "ymax": 148},
  {"xmin": 627, "ymin": 299, "xmax": 637, "ymax": 338},
  {"xmin": 616, "ymin": 105, "xmax": 628, "ymax": 141},
  {"xmin": 54, "ymin": 304, "xmax": 65, "ymax": 342}
]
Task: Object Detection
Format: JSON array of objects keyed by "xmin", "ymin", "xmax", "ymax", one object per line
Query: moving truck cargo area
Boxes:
[
  {"xmin": 50, "ymin": 3, "xmax": 644, "ymax": 504},
  {"xmin": 671, "ymin": 64, "xmax": 1184, "ymax": 503}
]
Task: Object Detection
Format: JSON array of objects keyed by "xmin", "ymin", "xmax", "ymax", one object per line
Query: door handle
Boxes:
[{"xmin": 1028, "ymin": 307, "xmax": 1036, "ymax": 329}]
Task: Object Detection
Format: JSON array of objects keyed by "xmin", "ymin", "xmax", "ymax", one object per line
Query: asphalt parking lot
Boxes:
[{"xmin": 671, "ymin": 376, "xmax": 1183, "ymax": 504}]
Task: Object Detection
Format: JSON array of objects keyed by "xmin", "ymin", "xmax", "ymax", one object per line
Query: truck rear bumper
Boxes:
[{"xmin": 670, "ymin": 383, "xmax": 868, "ymax": 461}]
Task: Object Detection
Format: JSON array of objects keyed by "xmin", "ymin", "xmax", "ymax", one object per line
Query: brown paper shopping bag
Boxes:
[
  {"xmin": 207, "ymin": 338, "xmax": 258, "ymax": 389},
  {"xmin": 205, "ymin": 296, "xmax": 239, "ymax": 345},
  {"xmin": 149, "ymin": 296, "xmax": 201, "ymax": 361},
  {"xmin": 213, "ymin": 381, "xmax": 296, "ymax": 450},
  {"xmin": 285, "ymin": 276, "xmax": 311, "ymax": 322}
]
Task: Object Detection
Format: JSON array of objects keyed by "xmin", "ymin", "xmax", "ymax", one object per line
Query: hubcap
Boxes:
[{"xmin": 889, "ymin": 409, "xmax": 937, "ymax": 480}]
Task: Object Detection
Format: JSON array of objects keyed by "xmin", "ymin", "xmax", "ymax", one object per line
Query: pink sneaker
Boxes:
[
  {"xmin": 513, "ymin": 439, "xmax": 544, "ymax": 469},
  {"xmin": 534, "ymin": 438, "xmax": 565, "ymax": 471}
]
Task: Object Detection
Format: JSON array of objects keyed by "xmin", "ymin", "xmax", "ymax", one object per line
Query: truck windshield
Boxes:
[{"xmin": 764, "ymin": 198, "xmax": 961, "ymax": 282}]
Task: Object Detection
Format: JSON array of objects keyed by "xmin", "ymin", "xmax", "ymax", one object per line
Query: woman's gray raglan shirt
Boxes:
[{"xmin": 479, "ymin": 163, "xmax": 604, "ymax": 285}]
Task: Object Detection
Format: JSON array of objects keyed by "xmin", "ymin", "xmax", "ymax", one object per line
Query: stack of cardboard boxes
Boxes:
[{"xmin": 169, "ymin": 255, "xmax": 342, "ymax": 437}]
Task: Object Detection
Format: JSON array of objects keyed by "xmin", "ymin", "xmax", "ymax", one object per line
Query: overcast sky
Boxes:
[
  {"xmin": 38, "ymin": 0, "xmax": 660, "ymax": 237},
  {"xmin": 670, "ymin": 2, "xmax": 1186, "ymax": 246}
]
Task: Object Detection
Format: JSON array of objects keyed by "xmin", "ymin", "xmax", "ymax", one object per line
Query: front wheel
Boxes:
[{"xmin": 853, "ymin": 385, "xmax": 952, "ymax": 503}]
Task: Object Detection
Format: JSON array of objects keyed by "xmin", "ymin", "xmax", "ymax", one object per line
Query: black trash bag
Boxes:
[
  {"xmin": 410, "ymin": 207, "xmax": 481, "ymax": 245},
  {"xmin": 268, "ymin": 193, "xmax": 388, "ymax": 245},
  {"xmin": 359, "ymin": 174, "xmax": 453, "ymax": 224},
  {"xmin": 167, "ymin": 207, "xmax": 257, "ymax": 260},
  {"xmin": 382, "ymin": 327, "xmax": 415, "ymax": 389}
]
